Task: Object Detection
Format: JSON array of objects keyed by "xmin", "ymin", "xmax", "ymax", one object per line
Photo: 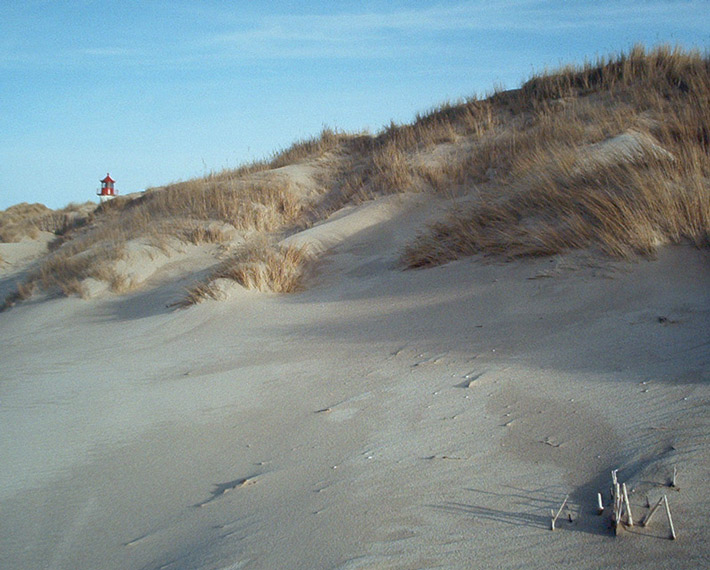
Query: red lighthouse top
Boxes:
[{"xmin": 98, "ymin": 173, "xmax": 116, "ymax": 197}]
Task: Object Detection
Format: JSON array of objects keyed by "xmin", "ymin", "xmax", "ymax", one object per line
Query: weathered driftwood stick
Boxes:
[
  {"xmin": 664, "ymin": 495, "xmax": 677, "ymax": 540},
  {"xmin": 597, "ymin": 492, "xmax": 604, "ymax": 515},
  {"xmin": 622, "ymin": 483, "xmax": 633, "ymax": 526},
  {"xmin": 550, "ymin": 495, "xmax": 569, "ymax": 530},
  {"xmin": 641, "ymin": 496, "xmax": 664, "ymax": 527}
]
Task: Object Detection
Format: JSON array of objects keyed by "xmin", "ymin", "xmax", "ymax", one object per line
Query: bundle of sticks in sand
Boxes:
[
  {"xmin": 550, "ymin": 466, "xmax": 678, "ymax": 539},
  {"xmin": 601, "ymin": 468, "xmax": 677, "ymax": 539}
]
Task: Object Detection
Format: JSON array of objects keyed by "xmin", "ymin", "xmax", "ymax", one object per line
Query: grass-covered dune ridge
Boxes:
[
  {"xmin": 403, "ymin": 45, "xmax": 710, "ymax": 266},
  {"xmin": 0, "ymin": 202, "xmax": 95, "ymax": 243},
  {"xmin": 1, "ymin": 45, "xmax": 708, "ymax": 308}
]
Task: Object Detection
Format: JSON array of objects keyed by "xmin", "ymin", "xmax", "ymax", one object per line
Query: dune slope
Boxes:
[{"xmin": 1, "ymin": 192, "xmax": 708, "ymax": 569}]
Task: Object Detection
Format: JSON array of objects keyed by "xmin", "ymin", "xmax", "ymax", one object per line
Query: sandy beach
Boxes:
[{"xmin": 1, "ymin": 192, "xmax": 708, "ymax": 569}]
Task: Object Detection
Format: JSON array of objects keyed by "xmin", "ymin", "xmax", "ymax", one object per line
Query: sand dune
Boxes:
[
  {"xmin": 1, "ymin": 192, "xmax": 708, "ymax": 569},
  {"xmin": 2, "ymin": 47, "xmax": 709, "ymax": 569}
]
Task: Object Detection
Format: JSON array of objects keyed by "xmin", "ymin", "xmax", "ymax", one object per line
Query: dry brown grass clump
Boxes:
[
  {"xmin": 179, "ymin": 240, "xmax": 314, "ymax": 306},
  {"xmin": 0, "ymin": 202, "xmax": 94, "ymax": 242},
  {"xmin": 402, "ymin": 45, "xmax": 710, "ymax": 267},
  {"xmin": 307, "ymin": 95, "xmax": 504, "ymax": 215},
  {"xmin": 520, "ymin": 44, "xmax": 709, "ymax": 104},
  {"xmin": 24, "ymin": 240, "xmax": 128, "ymax": 299},
  {"xmin": 222, "ymin": 241, "xmax": 313, "ymax": 293},
  {"xmin": 1, "ymin": 281, "xmax": 37, "ymax": 310},
  {"xmin": 268, "ymin": 127, "xmax": 356, "ymax": 169},
  {"xmin": 0, "ymin": 202, "xmax": 51, "ymax": 227}
]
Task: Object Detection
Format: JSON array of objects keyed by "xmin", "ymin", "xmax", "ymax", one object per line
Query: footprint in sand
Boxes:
[{"xmin": 456, "ymin": 371, "xmax": 485, "ymax": 388}]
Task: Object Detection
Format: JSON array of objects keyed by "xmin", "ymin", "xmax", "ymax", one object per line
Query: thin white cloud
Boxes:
[
  {"xmin": 2, "ymin": 1, "xmax": 706, "ymax": 68},
  {"xmin": 79, "ymin": 47, "xmax": 140, "ymax": 57},
  {"xmin": 204, "ymin": 1, "xmax": 708, "ymax": 60}
]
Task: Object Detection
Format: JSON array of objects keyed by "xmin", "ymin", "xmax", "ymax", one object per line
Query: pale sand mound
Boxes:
[
  {"xmin": 0, "ymin": 231, "xmax": 54, "ymax": 300},
  {"xmin": 81, "ymin": 235, "xmax": 239, "ymax": 299},
  {"xmin": 0, "ymin": 231, "xmax": 54, "ymax": 272},
  {"xmin": 0, "ymin": 194, "xmax": 708, "ymax": 570},
  {"xmin": 575, "ymin": 129, "xmax": 675, "ymax": 172},
  {"xmin": 280, "ymin": 193, "xmax": 443, "ymax": 256}
]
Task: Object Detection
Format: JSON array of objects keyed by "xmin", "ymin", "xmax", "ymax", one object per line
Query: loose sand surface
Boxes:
[{"xmin": 1, "ymin": 195, "xmax": 709, "ymax": 569}]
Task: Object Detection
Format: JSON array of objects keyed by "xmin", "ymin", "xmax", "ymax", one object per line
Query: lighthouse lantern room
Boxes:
[{"xmin": 98, "ymin": 173, "xmax": 117, "ymax": 202}]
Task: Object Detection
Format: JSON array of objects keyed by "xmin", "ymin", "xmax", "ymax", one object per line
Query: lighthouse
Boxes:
[{"xmin": 98, "ymin": 173, "xmax": 117, "ymax": 202}]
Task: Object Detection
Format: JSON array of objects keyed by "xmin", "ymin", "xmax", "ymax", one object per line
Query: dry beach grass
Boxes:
[
  {"xmin": 1, "ymin": 44, "xmax": 709, "ymax": 306},
  {"xmin": 178, "ymin": 239, "xmax": 314, "ymax": 305},
  {"xmin": 403, "ymin": 46, "xmax": 710, "ymax": 265}
]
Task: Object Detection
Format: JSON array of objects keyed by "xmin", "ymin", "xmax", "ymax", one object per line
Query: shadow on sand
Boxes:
[{"xmin": 431, "ymin": 484, "xmax": 611, "ymax": 537}]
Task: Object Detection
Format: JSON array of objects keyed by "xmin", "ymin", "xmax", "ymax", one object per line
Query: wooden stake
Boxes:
[
  {"xmin": 597, "ymin": 492, "xmax": 604, "ymax": 515},
  {"xmin": 664, "ymin": 495, "xmax": 676, "ymax": 540},
  {"xmin": 671, "ymin": 466, "xmax": 678, "ymax": 488},
  {"xmin": 550, "ymin": 495, "xmax": 569, "ymax": 531},
  {"xmin": 613, "ymin": 482, "xmax": 622, "ymax": 534},
  {"xmin": 641, "ymin": 497, "xmax": 664, "ymax": 527},
  {"xmin": 622, "ymin": 483, "xmax": 633, "ymax": 526}
]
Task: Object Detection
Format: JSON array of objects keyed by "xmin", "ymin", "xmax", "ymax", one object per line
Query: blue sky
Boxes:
[{"xmin": 1, "ymin": 1, "xmax": 708, "ymax": 210}]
